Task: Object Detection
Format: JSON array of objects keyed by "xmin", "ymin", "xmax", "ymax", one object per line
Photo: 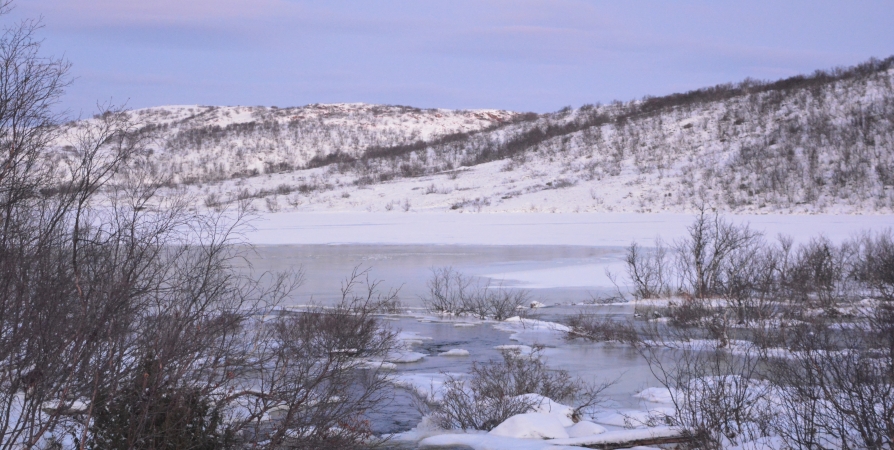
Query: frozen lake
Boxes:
[
  {"xmin": 246, "ymin": 211, "xmax": 893, "ymax": 247},
  {"xmin": 245, "ymin": 212, "xmax": 893, "ymax": 306},
  {"xmin": 248, "ymin": 244, "xmax": 625, "ymax": 306},
  {"xmin": 241, "ymin": 212, "xmax": 894, "ymax": 440}
]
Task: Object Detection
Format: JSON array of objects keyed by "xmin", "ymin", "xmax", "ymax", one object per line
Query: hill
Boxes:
[{"xmin": 54, "ymin": 57, "xmax": 894, "ymax": 214}]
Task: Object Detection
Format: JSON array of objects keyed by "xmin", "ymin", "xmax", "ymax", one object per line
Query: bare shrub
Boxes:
[
  {"xmin": 625, "ymin": 240, "xmax": 673, "ymax": 300},
  {"xmin": 785, "ymin": 236, "xmax": 849, "ymax": 307},
  {"xmin": 674, "ymin": 205, "xmax": 764, "ymax": 299},
  {"xmin": 418, "ymin": 346, "xmax": 612, "ymax": 431},
  {"xmin": 265, "ymin": 195, "xmax": 280, "ymax": 212},
  {"xmin": 421, "ymin": 268, "xmax": 529, "ymax": 320},
  {"xmin": 765, "ymin": 314, "xmax": 894, "ymax": 449},
  {"xmin": 635, "ymin": 324, "xmax": 773, "ymax": 449},
  {"xmin": 243, "ymin": 270, "xmax": 399, "ymax": 449},
  {"xmin": 565, "ymin": 314, "xmax": 637, "ymax": 343},
  {"xmin": 851, "ymin": 229, "xmax": 894, "ymax": 301}
]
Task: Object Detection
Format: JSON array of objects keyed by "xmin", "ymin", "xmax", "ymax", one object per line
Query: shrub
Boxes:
[
  {"xmin": 421, "ymin": 268, "xmax": 530, "ymax": 320},
  {"xmin": 419, "ymin": 346, "xmax": 611, "ymax": 431}
]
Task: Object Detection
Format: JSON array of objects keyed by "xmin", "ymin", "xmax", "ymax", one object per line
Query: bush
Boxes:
[
  {"xmin": 418, "ymin": 346, "xmax": 611, "ymax": 431},
  {"xmin": 89, "ymin": 356, "xmax": 231, "ymax": 450},
  {"xmin": 421, "ymin": 268, "xmax": 530, "ymax": 320},
  {"xmin": 565, "ymin": 314, "xmax": 637, "ymax": 343}
]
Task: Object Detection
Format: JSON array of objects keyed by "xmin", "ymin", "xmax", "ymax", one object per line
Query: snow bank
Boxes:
[
  {"xmin": 418, "ymin": 426, "xmax": 683, "ymax": 449},
  {"xmin": 418, "ymin": 433, "xmax": 590, "ymax": 450},
  {"xmin": 517, "ymin": 394, "xmax": 576, "ymax": 426},
  {"xmin": 494, "ymin": 316, "xmax": 570, "ymax": 341},
  {"xmin": 549, "ymin": 426, "xmax": 683, "ymax": 446},
  {"xmin": 489, "ymin": 413, "xmax": 569, "ymax": 439},
  {"xmin": 566, "ymin": 421, "xmax": 607, "ymax": 438}
]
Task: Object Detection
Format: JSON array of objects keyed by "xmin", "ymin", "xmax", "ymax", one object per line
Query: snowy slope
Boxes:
[
  {"xmin": 53, "ymin": 103, "xmax": 524, "ymax": 184},
  {"xmin": 56, "ymin": 57, "xmax": 894, "ymax": 214}
]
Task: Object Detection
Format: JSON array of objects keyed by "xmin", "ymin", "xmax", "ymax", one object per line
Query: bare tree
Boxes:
[{"xmin": 0, "ymin": 4, "xmax": 401, "ymax": 448}]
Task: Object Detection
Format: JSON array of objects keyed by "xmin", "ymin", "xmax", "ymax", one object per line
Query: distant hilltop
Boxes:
[{"xmin": 54, "ymin": 57, "xmax": 894, "ymax": 214}]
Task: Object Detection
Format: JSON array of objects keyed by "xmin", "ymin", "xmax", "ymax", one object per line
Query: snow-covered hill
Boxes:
[
  {"xmin": 54, "ymin": 103, "xmax": 525, "ymax": 184},
  {"xmin": 57, "ymin": 57, "xmax": 894, "ymax": 214}
]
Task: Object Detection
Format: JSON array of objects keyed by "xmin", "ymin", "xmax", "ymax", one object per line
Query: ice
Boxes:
[
  {"xmin": 438, "ymin": 349, "xmax": 470, "ymax": 357},
  {"xmin": 634, "ymin": 387, "xmax": 675, "ymax": 404},
  {"xmin": 247, "ymin": 212, "xmax": 894, "ymax": 247},
  {"xmin": 486, "ymin": 264, "xmax": 619, "ymax": 289},
  {"xmin": 385, "ymin": 350, "xmax": 427, "ymax": 363},
  {"xmin": 391, "ymin": 372, "xmax": 454, "ymax": 401},
  {"xmin": 494, "ymin": 344, "xmax": 534, "ymax": 354}
]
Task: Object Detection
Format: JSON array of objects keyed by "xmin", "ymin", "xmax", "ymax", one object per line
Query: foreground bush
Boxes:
[{"xmin": 0, "ymin": 4, "xmax": 400, "ymax": 447}]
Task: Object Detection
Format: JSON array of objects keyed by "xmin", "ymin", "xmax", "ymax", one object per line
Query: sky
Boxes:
[{"xmin": 9, "ymin": 0, "xmax": 894, "ymax": 116}]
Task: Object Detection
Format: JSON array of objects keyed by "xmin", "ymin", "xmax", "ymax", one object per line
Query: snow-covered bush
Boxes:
[{"xmin": 415, "ymin": 346, "xmax": 611, "ymax": 431}]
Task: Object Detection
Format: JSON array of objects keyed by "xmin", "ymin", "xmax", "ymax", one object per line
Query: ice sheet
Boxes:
[{"xmin": 246, "ymin": 212, "xmax": 893, "ymax": 246}]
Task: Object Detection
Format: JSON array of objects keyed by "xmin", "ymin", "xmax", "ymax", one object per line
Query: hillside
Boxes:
[{"xmin": 56, "ymin": 57, "xmax": 894, "ymax": 214}]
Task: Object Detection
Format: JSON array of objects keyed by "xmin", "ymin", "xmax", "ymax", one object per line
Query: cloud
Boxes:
[{"xmin": 22, "ymin": 0, "xmax": 296, "ymax": 27}]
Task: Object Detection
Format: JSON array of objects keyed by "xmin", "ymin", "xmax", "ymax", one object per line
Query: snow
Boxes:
[
  {"xmin": 494, "ymin": 316, "xmax": 571, "ymax": 341},
  {"xmin": 566, "ymin": 421, "xmax": 606, "ymax": 438},
  {"xmin": 489, "ymin": 413, "xmax": 570, "ymax": 439},
  {"xmin": 418, "ymin": 433, "xmax": 590, "ymax": 450},
  {"xmin": 592, "ymin": 408, "xmax": 675, "ymax": 428},
  {"xmin": 548, "ymin": 426, "xmax": 683, "ymax": 446},
  {"xmin": 417, "ymin": 426, "xmax": 683, "ymax": 450},
  {"xmin": 517, "ymin": 394, "xmax": 576, "ymax": 427}
]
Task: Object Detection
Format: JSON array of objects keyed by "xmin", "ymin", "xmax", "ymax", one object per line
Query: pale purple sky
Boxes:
[{"xmin": 11, "ymin": 0, "xmax": 894, "ymax": 115}]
